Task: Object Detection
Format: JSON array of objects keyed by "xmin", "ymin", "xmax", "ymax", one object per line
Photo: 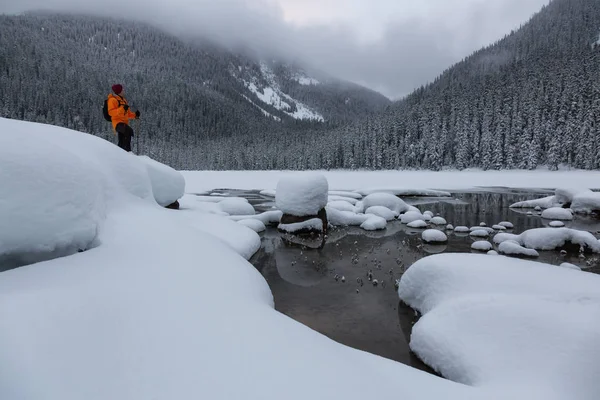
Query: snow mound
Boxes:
[
  {"xmin": 454, "ymin": 226, "xmax": 470, "ymax": 234},
  {"xmin": 498, "ymin": 221, "xmax": 514, "ymax": 229},
  {"xmin": 571, "ymin": 191, "xmax": 600, "ymax": 214},
  {"xmin": 495, "ymin": 228, "xmax": 600, "ymax": 253},
  {"xmin": 423, "ymin": 211, "xmax": 434, "ymax": 218},
  {"xmin": 237, "ymin": 219, "xmax": 266, "ymax": 233},
  {"xmin": 560, "ymin": 262, "xmax": 581, "ymax": 271},
  {"xmin": 555, "ymin": 187, "xmax": 588, "ymax": 204},
  {"xmin": 510, "ymin": 195, "xmax": 560, "ymax": 209},
  {"xmin": 276, "ymin": 174, "xmax": 328, "ymax": 216},
  {"xmin": 356, "ymin": 188, "xmax": 451, "ymax": 197},
  {"xmin": 422, "ymin": 230, "xmax": 448, "ymax": 244},
  {"xmin": 229, "ymin": 210, "xmax": 282, "ymax": 226},
  {"xmin": 326, "ymin": 207, "xmax": 368, "ymax": 227},
  {"xmin": 400, "ymin": 211, "xmax": 427, "ymax": 224},
  {"xmin": 137, "ymin": 155, "xmax": 185, "ymax": 207},
  {"xmin": 408, "ymin": 220, "xmax": 428, "ymax": 229},
  {"xmin": 366, "ymin": 206, "xmax": 397, "ymax": 221},
  {"xmin": 498, "ymin": 241, "xmax": 539, "ymax": 258},
  {"xmin": 279, "ymin": 218, "xmax": 323, "ymax": 233},
  {"xmin": 549, "ymin": 221, "xmax": 565, "ymax": 228},
  {"xmin": 327, "ymin": 201, "xmax": 356, "ymax": 212},
  {"xmin": 470, "ymin": 226, "xmax": 495, "ymax": 234},
  {"xmin": 471, "ymin": 241, "xmax": 493, "ymax": 252},
  {"xmin": 218, "ymin": 198, "xmax": 255, "ymax": 216},
  {"xmin": 398, "ymin": 253, "xmax": 600, "ymax": 399},
  {"xmin": 492, "ymin": 225, "xmax": 506, "ymax": 231},
  {"xmin": 487, "ymin": 250, "xmax": 499, "ymax": 255},
  {"xmin": 446, "ymin": 224, "xmax": 454, "ymax": 231},
  {"xmin": 362, "ymin": 193, "xmax": 410, "ymax": 215},
  {"xmin": 361, "ymin": 215, "xmax": 387, "ymax": 231},
  {"xmin": 470, "ymin": 229, "xmax": 490, "ymax": 238},
  {"xmin": 430, "ymin": 217, "xmax": 447, "ymax": 225},
  {"xmin": 541, "ymin": 207, "xmax": 573, "ymax": 221}
]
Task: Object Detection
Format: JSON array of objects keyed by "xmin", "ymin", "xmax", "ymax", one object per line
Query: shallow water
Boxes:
[{"xmin": 242, "ymin": 189, "xmax": 600, "ymax": 373}]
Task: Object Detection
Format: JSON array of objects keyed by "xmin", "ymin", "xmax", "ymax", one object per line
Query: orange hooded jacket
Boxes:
[{"xmin": 107, "ymin": 93, "xmax": 137, "ymax": 132}]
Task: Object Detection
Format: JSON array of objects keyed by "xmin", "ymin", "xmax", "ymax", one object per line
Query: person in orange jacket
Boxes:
[{"xmin": 107, "ymin": 84, "xmax": 140, "ymax": 152}]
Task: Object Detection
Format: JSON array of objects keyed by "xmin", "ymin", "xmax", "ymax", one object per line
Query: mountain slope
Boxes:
[
  {"xmin": 194, "ymin": 0, "xmax": 600, "ymax": 171},
  {"xmin": 0, "ymin": 13, "xmax": 390, "ymax": 166}
]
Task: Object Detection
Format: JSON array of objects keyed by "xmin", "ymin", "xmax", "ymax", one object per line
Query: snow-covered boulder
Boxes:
[
  {"xmin": 326, "ymin": 207, "xmax": 368, "ymax": 227},
  {"xmin": 237, "ymin": 219, "xmax": 266, "ymax": 233},
  {"xmin": 470, "ymin": 226, "xmax": 495, "ymax": 234},
  {"xmin": 137, "ymin": 155, "xmax": 185, "ymax": 207},
  {"xmin": 492, "ymin": 225, "xmax": 506, "ymax": 231},
  {"xmin": 400, "ymin": 211, "xmax": 427, "ymax": 224},
  {"xmin": 218, "ymin": 198, "xmax": 255, "ymax": 216},
  {"xmin": 498, "ymin": 221, "xmax": 514, "ymax": 229},
  {"xmin": 398, "ymin": 253, "xmax": 600, "ymax": 399},
  {"xmin": 471, "ymin": 241, "xmax": 493, "ymax": 252},
  {"xmin": 423, "ymin": 211, "xmax": 434, "ymax": 218},
  {"xmin": 408, "ymin": 220, "xmax": 428, "ymax": 229},
  {"xmin": 366, "ymin": 206, "xmax": 397, "ymax": 221},
  {"xmin": 446, "ymin": 224, "xmax": 454, "ymax": 231},
  {"xmin": 541, "ymin": 207, "xmax": 573, "ymax": 221},
  {"xmin": 276, "ymin": 174, "xmax": 328, "ymax": 217},
  {"xmin": 422, "ymin": 229, "xmax": 448, "ymax": 244},
  {"xmin": 362, "ymin": 193, "xmax": 411, "ymax": 215},
  {"xmin": 498, "ymin": 241, "xmax": 539, "ymax": 258},
  {"xmin": 430, "ymin": 217, "xmax": 447, "ymax": 225},
  {"xmin": 361, "ymin": 215, "xmax": 387, "ymax": 231},
  {"xmin": 454, "ymin": 226, "xmax": 470, "ymax": 234},
  {"xmin": 495, "ymin": 228, "xmax": 600, "ymax": 254},
  {"xmin": 549, "ymin": 220, "xmax": 565, "ymax": 228},
  {"xmin": 571, "ymin": 191, "xmax": 600, "ymax": 214},
  {"xmin": 327, "ymin": 200, "xmax": 356, "ymax": 212},
  {"xmin": 470, "ymin": 229, "xmax": 490, "ymax": 238}
]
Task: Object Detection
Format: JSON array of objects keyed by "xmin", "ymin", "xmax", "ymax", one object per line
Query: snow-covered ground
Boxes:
[
  {"xmin": 1, "ymin": 118, "xmax": 489, "ymax": 400},
  {"xmin": 181, "ymin": 170, "xmax": 600, "ymax": 193},
  {"xmin": 398, "ymin": 253, "xmax": 600, "ymax": 400}
]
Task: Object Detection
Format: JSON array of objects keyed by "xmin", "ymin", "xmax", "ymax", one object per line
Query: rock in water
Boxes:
[{"xmin": 277, "ymin": 174, "xmax": 329, "ymax": 234}]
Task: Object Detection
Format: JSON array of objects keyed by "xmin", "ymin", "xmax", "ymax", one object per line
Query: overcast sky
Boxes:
[{"xmin": 2, "ymin": 0, "xmax": 549, "ymax": 98}]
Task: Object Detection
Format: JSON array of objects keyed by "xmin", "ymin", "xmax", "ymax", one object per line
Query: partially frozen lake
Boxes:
[{"xmin": 218, "ymin": 188, "xmax": 600, "ymax": 371}]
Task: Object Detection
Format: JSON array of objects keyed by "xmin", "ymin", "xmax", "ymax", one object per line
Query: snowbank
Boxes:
[
  {"xmin": 571, "ymin": 191, "xmax": 600, "ymax": 214},
  {"xmin": 398, "ymin": 253, "xmax": 600, "ymax": 400},
  {"xmin": 365, "ymin": 206, "xmax": 397, "ymax": 221},
  {"xmin": 137, "ymin": 155, "xmax": 185, "ymax": 207},
  {"xmin": 276, "ymin": 174, "xmax": 328, "ymax": 216},
  {"xmin": 361, "ymin": 193, "xmax": 411, "ymax": 215},
  {"xmin": 541, "ymin": 207, "xmax": 573, "ymax": 221},
  {"xmin": 422, "ymin": 230, "xmax": 448, "ymax": 244}
]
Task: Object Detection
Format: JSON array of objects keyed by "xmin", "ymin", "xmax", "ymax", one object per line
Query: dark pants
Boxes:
[{"xmin": 116, "ymin": 122, "xmax": 134, "ymax": 152}]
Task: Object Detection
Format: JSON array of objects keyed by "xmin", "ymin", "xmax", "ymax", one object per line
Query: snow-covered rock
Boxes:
[
  {"xmin": 495, "ymin": 228, "xmax": 600, "ymax": 253},
  {"xmin": 446, "ymin": 224, "xmax": 455, "ymax": 231},
  {"xmin": 423, "ymin": 211, "xmax": 434, "ymax": 218},
  {"xmin": 362, "ymin": 193, "xmax": 411, "ymax": 215},
  {"xmin": 498, "ymin": 221, "xmax": 514, "ymax": 229},
  {"xmin": 560, "ymin": 262, "xmax": 582, "ymax": 271},
  {"xmin": 510, "ymin": 195, "xmax": 561, "ymax": 209},
  {"xmin": 479, "ymin": 222, "xmax": 487, "ymax": 227},
  {"xmin": 571, "ymin": 191, "xmax": 600, "ymax": 214},
  {"xmin": 470, "ymin": 229, "xmax": 490, "ymax": 238},
  {"xmin": 218, "ymin": 198, "xmax": 255, "ymax": 216},
  {"xmin": 549, "ymin": 220, "xmax": 565, "ymax": 228},
  {"xmin": 327, "ymin": 200, "xmax": 356, "ymax": 212},
  {"xmin": 470, "ymin": 226, "xmax": 495, "ymax": 234},
  {"xmin": 407, "ymin": 220, "xmax": 428, "ymax": 229},
  {"xmin": 138, "ymin": 155, "xmax": 185, "ymax": 207},
  {"xmin": 454, "ymin": 226, "xmax": 470, "ymax": 234},
  {"xmin": 398, "ymin": 253, "xmax": 600, "ymax": 399},
  {"xmin": 360, "ymin": 215, "xmax": 387, "ymax": 231},
  {"xmin": 487, "ymin": 250, "xmax": 499, "ymax": 255},
  {"xmin": 492, "ymin": 225, "xmax": 506, "ymax": 231},
  {"xmin": 498, "ymin": 241, "xmax": 539, "ymax": 258},
  {"xmin": 326, "ymin": 207, "xmax": 368, "ymax": 227},
  {"xmin": 471, "ymin": 241, "xmax": 493, "ymax": 252},
  {"xmin": 555, "ymin": 187, "xmax": 588, "ymax": 204},
  {"xmin": 365, "ymin": 206, "xmax": 397, "ymax": 221},
  {"xmin": 276, "ymin": 174, "xmax": 328, "ymax": 216},
  {"xmin": 400, "ymin": 211, "xmax": 427, "ymax": 224},
  {"xmin": 237, "ymin": 219, "xmax": 266, "ymax": 233},
  {"xmin": 228, "ymin": 210, "xmax": 282, "ymax": 226},
  {"xmin": 279, "ymin": 218, "xmax": 323, "ymax": 234},
  {"xmin": 541, "ymin": 207, "xmax": 573, "ymax": 221},
  {"xmin": 422, "ymin": 229, "xmax": 448, "ymax": 244},
  {"xmin": 430, "ymin": 217, "xmax": 447, "ymax": 225}
]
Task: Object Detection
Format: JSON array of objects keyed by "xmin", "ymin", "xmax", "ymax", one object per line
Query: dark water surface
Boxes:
[{"xmin": 233, "ymin": 189, "xmax": 600, "ymax": 372}]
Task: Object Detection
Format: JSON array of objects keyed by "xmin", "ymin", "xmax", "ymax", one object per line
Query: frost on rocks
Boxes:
[
  {"xmin": 362, "ymin": 193, "xmax": 410, "ymax": 215},
  {"xmin": 400, "ymin": 211, "xmax": 427, "ymax": 224},
  {"xmin": 430, "ymin": 217, "xmax": 447, "ymax": 225},
  {"xmin": 360, "ymin": 215, "xmax": 387, "ymax": 231},
  {"xmin": 218, "ymin": 198, "xmax": 255, "ymax": 216},
  {"xmin": 407, "ymin": 220, "xmax": 428, "ymax": 229},
  {"xmin": 397, "ymin": 253, "xmax": 600, "ymax": 399},
  {"xmin": 454, "ymin": 226, "xmax": 470, "ymax": 234},
  {"xmin": 471, "ymin": 241, "xmax": 493, "ymax": 252},
  {"xmin": 365, "ymin": 206, "xmax": 397, "ymax": 221},
  {"xmin": 498, "ymin": 241, "xmax": 540, "ymax": 258},
  {"xmin": 470, "ymin": 229, "xmax": 490, "ymax": 238},
  {"xmin": 541, "ymin": 207, "xmax": 573, "ymax": 221},
  {"xmin": 276, "ymin": 174, "xmax": 328, "ymax": 217},
  {"xmin": 237, "ymin": 219, "xmax": 266, "ymax": 233},
  {"xmin": 422, "ymin": 229, "xmax": 448, "ymax": 244},
  {"xmin": 494, "ymin": 228, "xmax": 600, "ymax": 253},
  {"xmin": 279, "ymin": 218, "xmax": 323, "ymax": 234},
  {"xmin": 327, "ymin": 200, "xmax": 356, "ymax": 212},
  {"xmin": 549, "ymin": 221, "xmax": 565, "ymax": 228}
]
